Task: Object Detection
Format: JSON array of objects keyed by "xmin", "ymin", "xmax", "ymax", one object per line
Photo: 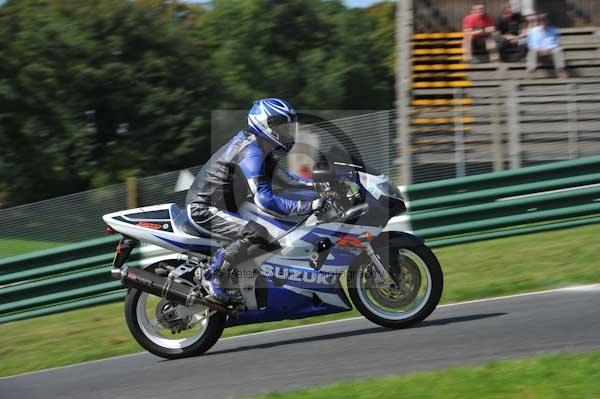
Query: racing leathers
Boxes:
[{"xmin": 185, "ymin": 130, "xmax": 316, "ymax": 301}]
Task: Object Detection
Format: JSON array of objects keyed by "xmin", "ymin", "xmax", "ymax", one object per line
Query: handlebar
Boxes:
[{"xmin": 313, "ymin": 196, "xmax": 369, "ymax": 223}]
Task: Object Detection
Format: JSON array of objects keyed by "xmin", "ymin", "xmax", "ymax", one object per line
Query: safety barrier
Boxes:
[
  {"xmin": 0, "ymin": 240, "xmax": 172, "ymax": 324},
  {"xmin": 1, "ymin": 156, "xmax": 599, "ymax": 324}
]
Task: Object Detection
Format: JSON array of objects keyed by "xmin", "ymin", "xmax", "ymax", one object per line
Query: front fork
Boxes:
[{"xmin": 364, "ymin": 243, "xmax": 398, "ymax": 289}]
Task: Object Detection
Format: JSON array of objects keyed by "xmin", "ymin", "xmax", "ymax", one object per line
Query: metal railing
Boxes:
[
  {"xmin": 0, "ymin": 168, "xmax": 202, "ymax": 258},
  {"xmin": 407, "ymin": 81, "xmax": 600, "ymax": 183},
  {"xmin": 3, "ymin": 100, "xmax": 599, "ymax": 258},
  {"xmin": 0, "ymin": 111, "xmax": 401, "ymax": 257},
  {"xmin": 1, "ymin": 156, "xmax": 599, "ymax": 324}
]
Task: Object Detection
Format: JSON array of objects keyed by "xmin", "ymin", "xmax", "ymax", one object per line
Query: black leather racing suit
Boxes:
[{"xmin": 185, "ymin": 130, "xmax": 315, "ymax": 260}]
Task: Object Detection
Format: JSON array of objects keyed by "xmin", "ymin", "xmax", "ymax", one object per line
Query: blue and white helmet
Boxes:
[{"xmin": 248, "ymin": 98, "xmax": 298, "ymax": 152}]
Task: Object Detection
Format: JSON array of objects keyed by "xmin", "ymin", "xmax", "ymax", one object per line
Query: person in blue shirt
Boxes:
[
  {"xmin": 185, "ymin": 98, "xmax": 326, "ymax": 304},
  {"xmin": 527, "ymin": 14, "xmax": 568, "ymax": 79}
]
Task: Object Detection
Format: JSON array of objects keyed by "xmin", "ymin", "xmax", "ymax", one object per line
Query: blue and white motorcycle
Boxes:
[{"xmin": 103, "ymin": 147, "xmax": 443, "ymax": 359}]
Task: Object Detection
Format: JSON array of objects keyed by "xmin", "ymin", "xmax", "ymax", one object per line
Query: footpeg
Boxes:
[{"xmin": 310, "ymin": 238, "xmax": 334, "ymax": 270}]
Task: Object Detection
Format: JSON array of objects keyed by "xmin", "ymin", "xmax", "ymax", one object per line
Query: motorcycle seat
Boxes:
[
  {"xmin": 181, "ymin": 220, "xmax": 213, "ymax": 238},
  {"xmin": 172, "ymin": 207, "xmax": 231, "ymax": 241}
]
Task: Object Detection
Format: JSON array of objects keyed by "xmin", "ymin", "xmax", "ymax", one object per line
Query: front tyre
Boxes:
[
  {"xmin": 124, "ymin": 288, "xmax": 226, "ymax": 359},
  {"xmin": 348, "ymin": 245, "xmax": 443, "ymax": 329}
]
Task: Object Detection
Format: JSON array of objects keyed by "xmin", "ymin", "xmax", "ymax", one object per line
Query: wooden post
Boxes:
[
  {"xmin": 396, "ymin": 0, "xmax": 414, "ymax": 185},
  {"xmin": 453, "ymin": 87, "xmax": 466, "ymax": 177},
  {"xmin": 567, "ymin": 82, "xmax": 579, "ymax": 159},
  {"xmin": 127, "ymin": 177, "xmax": 138, "ymax": 209},
  {"xmin": 507, "ymin": 82, "xmax": 522, "ymax": 169},
  {"xmin": 492, "ymin": 87, "xmax": 504, "ymax": 172}
]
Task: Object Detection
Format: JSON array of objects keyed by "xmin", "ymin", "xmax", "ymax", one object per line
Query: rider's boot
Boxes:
[{"xmin": 197, "ymin": 248, "xmax": 231, "ymax": 304}]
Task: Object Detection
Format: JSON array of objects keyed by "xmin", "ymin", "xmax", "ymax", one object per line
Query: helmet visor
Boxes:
[{"xmin": 268, "ymin": 115, "xmax": 298, "ymax": 146}]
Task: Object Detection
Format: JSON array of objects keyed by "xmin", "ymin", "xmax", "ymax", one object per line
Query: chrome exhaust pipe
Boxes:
[{"xmin": 110, "ymin": 268, "xmax": 125, "ymax": 280}]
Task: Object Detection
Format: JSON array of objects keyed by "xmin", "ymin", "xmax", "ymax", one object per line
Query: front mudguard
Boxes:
[
  {"xmin": 348, "ymin": 231, "xmax": 425, "ymax": 273},
  {"xmin": 369, "ymin": 231, "xmax": 425, "ymax": 274},
  {"xmin": 371, "ymin": 231, "xmax": 425, "ymax": 250}
]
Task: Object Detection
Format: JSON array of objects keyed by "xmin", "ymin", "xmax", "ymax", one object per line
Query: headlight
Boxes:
[{"xmin": 343, "ymin": 181, "xmax": 363, "ymax": 203}]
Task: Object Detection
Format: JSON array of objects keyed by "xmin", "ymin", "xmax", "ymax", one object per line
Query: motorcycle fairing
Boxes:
[
  {"xmin": 104, "ymin": 202, "xmax": 391, "ymax": 326},
  {"xmin": 102, "ymin": 204, "xmax": 230, "ymax": 255},
  {"xmin": 224, "ymin": 250, "xmax": 355, "ymax": 327},
  {"xmin": 223, "ymin": 234, "xmax": 368, "ymax": 327}
]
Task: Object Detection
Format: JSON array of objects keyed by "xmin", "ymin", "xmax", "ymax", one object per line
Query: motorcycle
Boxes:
[{"xmin": 103, "ymin": 146, "xmax": 443, "ymax": 359}]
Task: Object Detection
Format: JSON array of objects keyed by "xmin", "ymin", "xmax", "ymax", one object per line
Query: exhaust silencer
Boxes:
[{"xmin": 112, "ymin": 267, "xmax": 200, "ymax": 307}]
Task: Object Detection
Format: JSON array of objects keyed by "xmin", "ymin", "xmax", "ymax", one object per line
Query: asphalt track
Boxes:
[{"xmin": 2, "ymin": 285, "xmax": 600, "ymax": 399}]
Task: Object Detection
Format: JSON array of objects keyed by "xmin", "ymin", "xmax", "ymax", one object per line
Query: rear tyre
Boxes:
[
  {"xmin": 124, "ymin": 288, "xmax": 226, "ymax": 359},
  {"xmin": 348, "ymin": 244, "xmax": 443, "ymax": 329}
]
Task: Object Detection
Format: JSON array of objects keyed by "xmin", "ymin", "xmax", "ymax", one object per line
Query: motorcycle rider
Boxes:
[{"xmin": 186, "ymin": 98, "xmax": 325, "ymax": 304}]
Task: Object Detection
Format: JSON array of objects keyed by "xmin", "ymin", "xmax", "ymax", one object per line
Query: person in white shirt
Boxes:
[{"xmin": 527, "ymin": 14, "xmax": 568, "ymax": 79}]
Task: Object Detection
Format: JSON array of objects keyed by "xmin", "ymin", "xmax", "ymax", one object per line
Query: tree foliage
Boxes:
[{"xmin": 0, "ymin": 0, "xmax": 395, "ymax": 206}]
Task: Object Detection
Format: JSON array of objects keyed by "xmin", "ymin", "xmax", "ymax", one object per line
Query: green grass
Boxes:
[
  {"xmin": 0, "ymin": 238, "xmax": 63, "ymax": 258},
  {"xmin": 0, "ymin": 223, "xmax": 599, "ymax": 377},
  {"xmin": 244, "ymin": 351, "xmax": 600, "ymax": 399},
  {"xmin": 438, "ymin": 222, "xmax": 600, "ymax": 303}
]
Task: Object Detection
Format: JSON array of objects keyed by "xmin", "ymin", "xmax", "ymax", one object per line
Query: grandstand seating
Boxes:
[{"xmin": 407, "ymin": 27, "xmax": 600, "ymax": 182}]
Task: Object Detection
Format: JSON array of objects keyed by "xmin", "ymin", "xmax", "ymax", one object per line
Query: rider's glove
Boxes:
[{"xmin": 311, "ymin": 197, "xmax": 329, "ymax": 213}]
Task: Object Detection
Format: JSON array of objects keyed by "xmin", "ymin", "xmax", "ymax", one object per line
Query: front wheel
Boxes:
[
  {"xmin": 124, "ymin": 288, "xmax": 226, "ymax": 359},
  {"xmin": 348, "ymin": 245, "xmax": 443, "ymax": 329}
]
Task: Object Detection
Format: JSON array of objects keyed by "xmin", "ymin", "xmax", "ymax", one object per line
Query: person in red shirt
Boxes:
[{"xmin": 462, "ymin": 3, "xmax": 499, "ymax": 63}]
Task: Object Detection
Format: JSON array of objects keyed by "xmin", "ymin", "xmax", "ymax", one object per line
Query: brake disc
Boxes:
[
  {"xmin": 155, "ymin": 299, "xmax": 192, "ymax": 334},
  {"xmin": 367, "ymin": 256, "xmax": 421, "ymax": 308}
]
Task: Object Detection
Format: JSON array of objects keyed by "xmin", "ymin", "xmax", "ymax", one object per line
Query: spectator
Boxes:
[
  {"xmin": 462, "ymin": 2, "xmax": 499, "ymax": 63},
  {"xmin": 527, "ymin": 14, "xmax": 568, "ymax": 79},
  {"xmin": 496, "ymin": 3, "xmax": 527, "ymax": 61}
]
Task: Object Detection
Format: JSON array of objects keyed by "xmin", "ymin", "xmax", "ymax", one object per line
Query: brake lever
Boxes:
[{"xmin": 312, "ymin": 197, "xmax": 333, "ymax": 221}]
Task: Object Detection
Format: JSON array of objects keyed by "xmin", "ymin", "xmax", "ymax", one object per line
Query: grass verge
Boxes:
[
  {"xmin": 0, "ymin": 238, "xmax": 63, "ymax": 258},
  {"xmin": 0, "ymin": 223, "xmax": 598, "ymax": 377},
  {"xmin": 244, "ymin": 351, "xmax": 600, "ymax": 399}
]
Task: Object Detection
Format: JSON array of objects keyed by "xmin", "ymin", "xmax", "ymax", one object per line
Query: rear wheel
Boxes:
[
  {"xmin": 348, "ymin": 245, "xmax": 443, "ymax": 329},
  {"xmin": 124, "ymin": 288, "xmax": 226, "ymax": 359}
]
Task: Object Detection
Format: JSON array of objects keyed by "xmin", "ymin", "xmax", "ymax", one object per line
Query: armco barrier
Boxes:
[
  {"xmin": 0, "ymin": 241, "xmax": 173, "ymax": 324},
  {"xmin": 1, "ymin": 156, "xmax": 599, "ymax": 324},
  {"xmin": 404, "ymin": 156, "xmax": 600, "ymax": 211},
  {"xmin": 0, "ymin": 236, "xmax": 120, "ymax": 285}
]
